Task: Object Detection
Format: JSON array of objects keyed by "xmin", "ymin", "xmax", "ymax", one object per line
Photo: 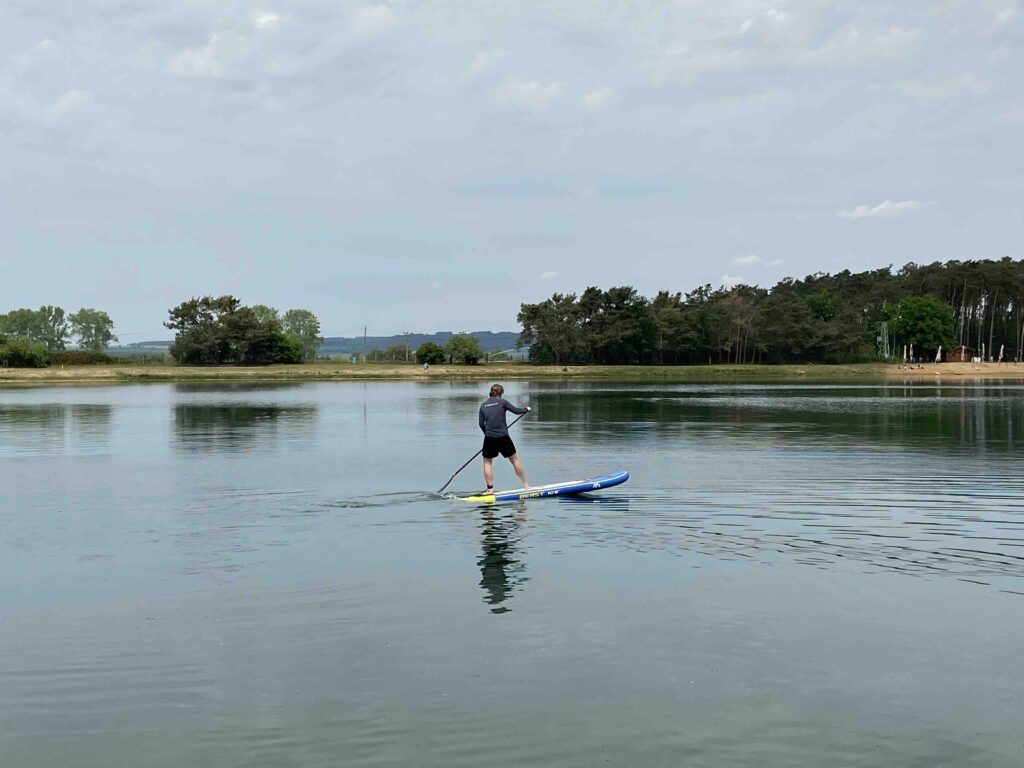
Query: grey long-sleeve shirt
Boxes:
[{"xmin": 478, "ymin": 397, "xmax": 528, "ymax": 437}]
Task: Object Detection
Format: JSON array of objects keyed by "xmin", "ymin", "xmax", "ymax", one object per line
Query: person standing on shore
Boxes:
[{"xmin": 479, "ymin": 384, "xmax": 530, "ymax": 492}]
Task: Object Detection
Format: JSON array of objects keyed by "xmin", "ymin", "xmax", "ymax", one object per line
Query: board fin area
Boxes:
[{"xmin": 457, "ymin": 470, "xmax": 629, "ymax": 503}]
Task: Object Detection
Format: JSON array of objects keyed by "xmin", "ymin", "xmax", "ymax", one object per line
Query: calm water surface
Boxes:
[{"xmin": 2, "ymin": 381, "xmax": 1023, "ymax": 767}]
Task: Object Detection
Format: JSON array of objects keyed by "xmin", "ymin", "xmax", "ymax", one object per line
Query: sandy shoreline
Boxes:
[
  {"xmin": 2, "ymin": 361, "xmax": 1023, "ymax": 386},
  {"xmin": 886, "ymin": 361, "xmax": 1024, "ymax": 379}
]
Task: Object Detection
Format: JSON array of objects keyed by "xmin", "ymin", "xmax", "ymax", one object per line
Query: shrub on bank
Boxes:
[{"xmin": 0, "ymin": 337, "xmax": 49, "ymax": 368}]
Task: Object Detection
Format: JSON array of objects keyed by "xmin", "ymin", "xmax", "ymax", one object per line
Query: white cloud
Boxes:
[
  {"xmin": 581, "ymin": 87, "xmax": 614, "ymax": 110},
  {"xmin": 351, "ymin": 4, "xmax": 396, "ymax": 35},
  {"xmin": 1002, "ymin": 105, "xmax": 1024, "ymax": 124},
  {"xmin": 652, "ymin": 1, "xmax": 921, "ymax": 82},
  {"xmin": 168, "ymin": 35, "xmax": 223, "ymax": 76},
  {"xmin": 254, "ymin": 12, "xmax": 281, "ymax": 30},
  {"xmin": 540, "ymin": 270, "xmax": 558, "ymax": 280},
  {"xmin": 469, "ymin": 49, "xmax": 504, "ymax": 75},
  {"xmin": 49, "ymin": 89, "xmax": 91, "ymax": 118},
  {"xmin": 993, "ymin": 3, "xmax": 1020, "ymax": 27},
  {"xmin": 935, "ymin": 0, "xmax": 1020, "ymax": 32},
  {"xmin": 36, "ymin": 38, "xmax": 56, "ymax": 51},
  {"xmin": 721, "ymin": 274, "xmax": 742, "ymax": 287},
  {"xmin": 495, "ymin": 78, "xmax": 562, "ymax": 109},
  {"xmin": 769, "ymin": 259, "xmax": 784, "ymax": 267},
  {"xmin": 800, "ymin": 26, "xmax": 921, "ymax": 65},
  {"xmin": 428, "ymin": 280, "xmax": 443, "ymax": 290},
  {"xmin": 740, "ymin": 7, "xmax": 789, "ymax": 36},
  {"xmin": 896, "ymin": 73, "xmax": 991, "ymax": 100},
  {"xmin": 838, "ymin": 200, "xmax": 936, "ymax": 219},
  {"xmin": 731, "ymin": 254, "xmax": 762, "ymax": 266}
]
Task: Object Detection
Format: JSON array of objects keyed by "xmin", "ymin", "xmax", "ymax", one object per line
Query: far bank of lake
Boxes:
[{"xmin": 3, "ymin": 361, "xmax": 1024, "ymax": 386}]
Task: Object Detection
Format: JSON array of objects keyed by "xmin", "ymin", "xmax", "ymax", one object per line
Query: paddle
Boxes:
[{"xmin": 437, "ymin": 411, "xmax": 529, "ymax": 495}]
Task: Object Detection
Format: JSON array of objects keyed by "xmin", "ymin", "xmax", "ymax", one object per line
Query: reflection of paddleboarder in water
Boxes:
[
  {"xmin": 479, "ymin": 384, "xmax": 530, "ymax": 493},
  {"xmin": 478, "ymin": 509, "xmax": 527, "ymax": 614}
]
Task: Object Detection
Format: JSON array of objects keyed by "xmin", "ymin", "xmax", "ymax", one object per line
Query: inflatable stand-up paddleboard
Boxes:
[{"xmin": 461, "ymin": 470, "xmax": 629, "ymax": 503}]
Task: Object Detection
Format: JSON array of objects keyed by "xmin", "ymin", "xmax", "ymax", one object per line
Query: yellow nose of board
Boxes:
[{"xmin": 462, "ymin": 494, "xmax": 497, "ymax": 503}]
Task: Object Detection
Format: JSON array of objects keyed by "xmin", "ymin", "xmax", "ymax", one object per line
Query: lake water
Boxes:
[{"xmin": 2, "ymin": 381, "xmax": 1023, "ymax": 767}]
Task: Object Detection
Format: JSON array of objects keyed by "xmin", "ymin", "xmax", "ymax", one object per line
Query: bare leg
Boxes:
[
  {"xmin": 483, "ymin": 457, "xmax": 494, "ymax": 490},
  {"xmin": 508, "ymin": 454, "xmax": 529, "ymax": 489}
]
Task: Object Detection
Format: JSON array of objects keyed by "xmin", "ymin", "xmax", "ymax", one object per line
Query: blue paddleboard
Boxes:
[{"xmin": 461, "ymin": 470, "xmax": 629, "ymax": 502}]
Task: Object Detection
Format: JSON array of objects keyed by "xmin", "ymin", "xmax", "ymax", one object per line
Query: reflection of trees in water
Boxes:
[
  {"xmin": 173, "ymin": 382, "xmax": 307, "ymax": 395},
  {"xmin": 0, "ymin": 404, "xmax": 66, "ymax": 429},
  {"xmin": 415, "ymin": 388, "xmax": 492, "ymax": 419},
  {"xmin": 526, "ymin": 386, "xmax": 1024, "ymax": 453},
  {"xmin": 0, "ymin": 404, "xmax": 113, "ymax": 452},
  {"xmin": 69, "ymin": 404, "xmax": 113, "ymax": 444},
  {"xmin": 478, "ymin": 510, "xmax": 528, "ymax": 614},
  {"xmin": 173, "ymin": 404, "xmax": 318, "ymax": 452}
]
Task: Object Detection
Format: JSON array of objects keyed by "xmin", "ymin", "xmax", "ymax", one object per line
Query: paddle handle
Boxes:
[{"xmin": 437, "ymin": 410, "xmax": 529, "ymax": 495}]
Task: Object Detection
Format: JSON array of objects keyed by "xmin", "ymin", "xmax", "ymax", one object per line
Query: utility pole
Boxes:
[{"xmin": 363, "ymin": 325, "xmax": 367, "ymax": 363}]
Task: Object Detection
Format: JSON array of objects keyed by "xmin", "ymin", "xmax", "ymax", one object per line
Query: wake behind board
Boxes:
[{"xmin": 461, "ymin": 470, "xmax": 629, "ymax": 503}]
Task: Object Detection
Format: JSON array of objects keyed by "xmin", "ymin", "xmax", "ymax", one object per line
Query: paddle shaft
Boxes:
[{"xmin": 437, "ymin": 411, "xmax": 528, "ymax": 494}]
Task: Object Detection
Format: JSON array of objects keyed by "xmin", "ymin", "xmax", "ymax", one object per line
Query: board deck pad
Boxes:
[{"xmin": 459, "ymin": 470, "xmax": 629, "ymax": 503}]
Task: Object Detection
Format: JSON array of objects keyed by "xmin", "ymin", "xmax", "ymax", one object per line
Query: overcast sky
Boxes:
[{"xmin": 2, "ymin": 0, "xmax": 1021, "ymax": 340}]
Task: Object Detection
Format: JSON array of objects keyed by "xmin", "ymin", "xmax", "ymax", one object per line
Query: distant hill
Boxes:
[
  {"xmin": 107, "ymin": 341, "xmax": 169, "ymax": 357},
  {"xmin": 320, "ymin": 331, "xmax": 522, "ymax": 356},
  {"xmin": 125, "ymin": 331, "xmax": 525, "ymax": 356}
]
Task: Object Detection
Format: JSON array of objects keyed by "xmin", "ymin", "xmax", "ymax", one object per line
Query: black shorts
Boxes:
[{"xmin": 482, "ymin": 435, "xmax": 517, "ymax": 459}]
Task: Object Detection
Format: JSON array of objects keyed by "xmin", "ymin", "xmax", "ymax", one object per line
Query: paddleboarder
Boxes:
[{"xmin": 479, "ymin": 384, "xmax": 530, "ymax": 492}]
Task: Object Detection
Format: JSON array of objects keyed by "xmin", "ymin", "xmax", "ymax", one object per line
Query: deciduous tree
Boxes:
[
  {"xmin": 282, "ymin": 309, "xmax": 322, "ymax": 361},
  {"xmin": 893, "ymin": 296, "xmax": 955, "ymax": 355},
  {"xmin": 444, "ymin": 334, "xmax": 484, "ymax": 364},
  {"xmin": 69, "ymin": 308, "xmax": 118, "ymax": 351},
  {"xmin": 415, "ymin": 342, "xmax": 446, "ymax": 365}
]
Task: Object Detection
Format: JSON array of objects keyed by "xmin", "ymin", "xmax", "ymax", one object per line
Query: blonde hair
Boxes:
[{"xmin": 489, "ymin": 384, "xmax": 504, "ymax": 397}]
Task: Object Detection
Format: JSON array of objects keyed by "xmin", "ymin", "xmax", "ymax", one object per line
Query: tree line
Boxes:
[
  {"xmin": 518, "ymin": 258, "xmax": 1024, "ymax": 365},
  {"xmin": 0, "ymin": 306, "xmax": 117, "ymax": 351},
  {"xmin": 1, "ymin": 306, "xmax": 117, "ymax": 367},
  {"xmin": 164, "ymin": 296, "xmax": 322, "ymax": 364},
  {"xmin": 361, "ymin": 334, "xmax": 486, "ymax": 364},
  {"xmin": 417, "ymin": 334, "xmax": 485, "ymax": 364}
]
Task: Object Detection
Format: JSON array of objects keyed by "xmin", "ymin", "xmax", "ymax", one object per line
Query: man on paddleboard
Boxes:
[{"xmin": 479, "ymin": 384, "xmax": 530, "ymax": 492}]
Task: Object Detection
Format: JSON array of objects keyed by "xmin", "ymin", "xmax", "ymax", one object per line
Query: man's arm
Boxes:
[
  {"xmin": 503, "ymin": 399, "xmax": 529, "ymax": 416},
  {"xmin": 479, "ymin": 406, "xmax": 486, "ymax": 433}
]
